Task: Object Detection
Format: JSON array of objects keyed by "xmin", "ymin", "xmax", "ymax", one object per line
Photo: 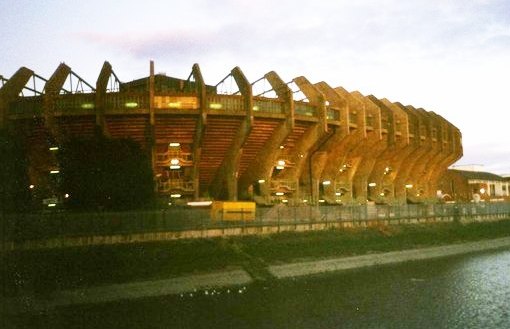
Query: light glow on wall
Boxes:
[
  {"xmin": 209, "ymin": 103, "xmax": 222, "ymax": 109},
  {"xmin": 125, "ymin": 102, "xmax": 138, "ymax": 108}
]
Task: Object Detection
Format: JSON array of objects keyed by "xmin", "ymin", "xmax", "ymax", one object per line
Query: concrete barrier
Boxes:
[{"xmin": 1, "ymin": 214, "xmax": 509, "ymax": 251}]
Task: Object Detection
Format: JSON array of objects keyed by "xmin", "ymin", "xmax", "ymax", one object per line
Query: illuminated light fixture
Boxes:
[
  {"xmin": 170, "ymin": 159, "xmax": 180, "ymax": 165},
  {"xmin": 167, "ymin": 102, "xmax": 181, "ymax": 108},
  {"xmin": 170, "ymin": 194, "xmax": 181, "ymax": 198},
  {"xmin": 325, "ymin": 101, "xmax": 330, "ymax": 106},
  {"xmin": 303, "ymin": 199, "xmax": 308, "ymax": 203},
  {"xmin": 81, "ymin": 103, "xmax": 94, "ymax": 109},
  {"xmin": 64, "ymin": 193, "xmax": 70, "ymax": 198},
  {"xmin": 416, "ymin": 193, "xmax": 421, "ymax": 197},
  {"xmin": 258, "ymin": 179, "xmax": 265, "ymax": 183},
  {"xmin": 299, "ymin": 154, "xmax": 304, "ymax": 158},
  {"xmin": 170, "ymin": 165, "xmax": 181, "ymax": 170},
  {"xmin": 209, "ymin": 103, "xmax": 222, "ymax": 109},
  {"xmin": 279, "ymin": 145, "xmax": 284, "ymax": 149},
  {"xmin": 187, "ymin": 201, "xmax": 213, "ymax": 207},
  {"xmin": 275, "ymin": 192, "xmax": 284, "ymax": 196},
  {"xmin": 50, "ymin": 170, "xmax": 60, "ymax": 174},
  {"xmin": 49, "ymin": 146, "xmax": 59, "ymax": 151},
  {"xmin": 318, "ymin": 199, "xmax": 325, "ymax": 203},
  {"xmin": 282, "ymin": 199, "xmax": 288, "ymax": 203},
  {"xmin": 169, "ymin": 142, "xmax": 180, "ymax": 147},
  {"xmin": 277, "ymin": 160, "xmax": 285, "ymax": 166},
  {"xmin": 252, "ymin": 105, "xmax": 260, "ymax": 111},
  {"xmin": 29, "ymin": 184, "xmax": 35, "ymax": 189},
  {"xmin": 125, "ymin": 102, "xmax": 138, "ymax": 108},
  {"xmin": 368, "ymin": 182, "xmax": 377, "ymax": 187},
  {"xmin": 405, "ymin": 184, "xmax": 413, "ymax": 189},
  {"xmin": 322, "ymin": 180, "xmax": 331, "ymax": 186},
  {"xmin": 379, "ymin": 192, "xmax": 385, "ymax": 197},
  {"xmin": 48, "ymin": 203, "xmax": 57, "ymax": 207},
  {"xmin": 276, "ymin": 166, "xmax": 285, "ymax": 170},
  {"xmin": 480, "ymin": 188, "xmax": 486, "ymax": 194},
  {"xmin": 335, "ymin": 192, "xmax": 342, "ymax": 196},
  {"xmin": 168, "ymin": 202, "xmax": 173, "ymax": 206}
]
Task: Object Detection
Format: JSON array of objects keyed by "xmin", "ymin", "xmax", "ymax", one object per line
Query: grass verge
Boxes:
[{"xmin": 2, "ymin": 219, "xmax": 510, "ymax": 297}]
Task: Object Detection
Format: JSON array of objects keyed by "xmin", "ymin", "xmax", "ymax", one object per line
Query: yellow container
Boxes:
[{"xmin": 211, "ymin": 201, "xmax": 256, "ymax": 221}]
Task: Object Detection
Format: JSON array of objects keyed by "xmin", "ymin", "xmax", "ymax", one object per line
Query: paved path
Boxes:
[
  {"xmin": 4, "ymin": 269, "xmax": 252, "ymax": 314},
  {"xmin": 268, "ymin": 236, "xmax": 510, "ymax": 278}
]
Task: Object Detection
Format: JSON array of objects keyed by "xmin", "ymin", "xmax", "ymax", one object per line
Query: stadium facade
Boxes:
[{"xmin": 0, "ymin": 61, "xmax": 463, "ymax": 205}]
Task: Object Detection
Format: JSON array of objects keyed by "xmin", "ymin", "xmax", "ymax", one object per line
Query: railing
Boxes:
[
  {"xmin": 206, "ymin": 95, "xmax": 244, "ymax": 112},
  {"xmin": 154, "ymin": 95, "xmax": 198, "ymax": 110},
  {"xmin": 9, "ymin": 96, "xmax": 43, "ymax": 116},
  {"xmin": 327, "ymin": 108, "xmax": 340, "ymax": 121},
  {"xmin": 105, "ymin": 93, "xmax": 149, "ymax": 112},
  {"xmin": 381, "ymin": 116, "xmax": 389, "ymax": 130},
  {"xmin": 253, "ymin": 98, "xmax": 283, "ymax": 114},
  {"xmin": 271, "ymin": 179, "xmax": 298, "ymax": 191},
  {"xmin": 2, "ymin": 202, "xmax": 509, "ymax": 243},
  {"xmin": 55, "ymin": 93, "xmax": 96, "ymax": 113},
  {"xmin": 294, "ymin": 102, "xmax": 317, "ymax": 117},
  {"xmin": 365, "ymin": 115, "xmax": 374, "ymax": 128},
  {"xmin": 158, "ymin": 179, "xmax": 194, "ymax": 193},
  {"xmin": 156, "ymin": 151, "xmax": 193, "ymax": 167},
  {"xmin": 349, "ymin": 111, "xmax": 358, "ymax": 125},
  {"xmin": 395, "ymin": 121, "xmax": 402, "ymax": 135}
]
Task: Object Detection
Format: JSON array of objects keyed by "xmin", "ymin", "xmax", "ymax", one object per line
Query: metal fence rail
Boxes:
[{"xmin": 1, "ymin": 203, "xmax": 510, "ymax": 242}]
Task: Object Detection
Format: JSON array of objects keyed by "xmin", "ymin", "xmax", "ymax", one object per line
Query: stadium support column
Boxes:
[
  {"xmin": 0, "ymin": 67, "xmax": 33, "ymax": 129},
  {"xmin": 314, "ymin": 82, "xmax": 350, "ymax": 204},
  {"xmin": 237, "ymin": 71, "xmax": 294, "ymax": 203},
  {"xmin": 282, "ymin": 76, "xmax": 328, "ymax": 205},
  {"xmin": 295, "ymin": 78, "xmax": 329, "ymax": 205},
  {"xmin": 210, "ymin": 66, "xmax": 253, "ymax": 200},
  {"xmin": 419, "ymin": 112, "xmax": 448, "ymax": 201},
  {"xmin": 365, "ymin": 97, "xmax": 411, "ymax": 205},
  {"xmin": 348, "ymin": 92, "xmax": 386, "ymax": 205},
  {"xmin": 389, "ymin": 103, "xmax": 430, "ymax": 204},
  {"xmin": 148, "ymin": 60, "xmax": 156, "ymax": 173},
  {"xmin": 381, "ymin": 100, "xmax": 419, "ymax": 204},
  {"xmin": 404, "ymin": 107, "xmax": 434, "ymax": 202},
  {"xmin": 316, "ymin": 86, "xmax": 362, "ymax": 204},
  {"xmin": 191, "ymin": 64, "xmax": 207, "ymax": 200},
  {"xmin": 43, "ymin": 63, "xmax": 72, "ymax": 142},
  {"xmin": 95, "ymin": 61, "xmax": 111, "ymax": 137},
  {"xmin": 427, "ymin": 121, "xmax": 463, "ymax": 202}
]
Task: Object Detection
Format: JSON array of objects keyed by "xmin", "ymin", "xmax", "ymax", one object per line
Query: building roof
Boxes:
[{"xmin": 450, "ymin": 169, "xmax": 507, "ymax": 182}]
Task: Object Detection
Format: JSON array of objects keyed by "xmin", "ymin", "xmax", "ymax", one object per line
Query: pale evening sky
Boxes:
[{"xmin": 1, "ymin": 0, "xmax": 509, "ymax": 174}]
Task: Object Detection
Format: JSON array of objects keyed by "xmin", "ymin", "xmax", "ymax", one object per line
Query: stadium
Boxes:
[{"xmin": 0, "ymin": 61, "xmax": 463, "ymax": 205}]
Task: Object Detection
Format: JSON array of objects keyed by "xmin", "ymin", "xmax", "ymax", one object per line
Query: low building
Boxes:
[{"xmin": 438, "ymin": 167, "xmax": 510, "ymax": 202}]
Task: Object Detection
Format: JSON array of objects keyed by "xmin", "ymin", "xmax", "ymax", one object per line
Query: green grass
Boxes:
[{"xmin": 2, "ymin": 219, "xmax": 510, "ymax": 297}]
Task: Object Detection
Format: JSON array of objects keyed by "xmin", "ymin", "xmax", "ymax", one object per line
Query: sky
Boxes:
[{"xmin": 1, "ymin": 0, "xmax": 509, "ymax": 174}]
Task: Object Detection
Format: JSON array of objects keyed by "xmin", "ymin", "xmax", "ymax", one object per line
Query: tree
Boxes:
[
  {"xmin": 0, "ymin": 129, "xmax": 31, "ymax": 213},
  {"xmin": 59, "ymin": 136, "xmax": 155, "ymax": 211}
]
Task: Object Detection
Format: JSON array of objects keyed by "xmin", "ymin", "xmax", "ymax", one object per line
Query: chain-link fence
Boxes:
[{"xmin": 1, "ymin": 202, "xmax": 510, "ymax": 242}]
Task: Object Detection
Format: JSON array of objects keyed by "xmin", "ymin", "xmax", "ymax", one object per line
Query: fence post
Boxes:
[{"xmin": 277, "ymin": 206, "xmax": 280, "ymax": 232}]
